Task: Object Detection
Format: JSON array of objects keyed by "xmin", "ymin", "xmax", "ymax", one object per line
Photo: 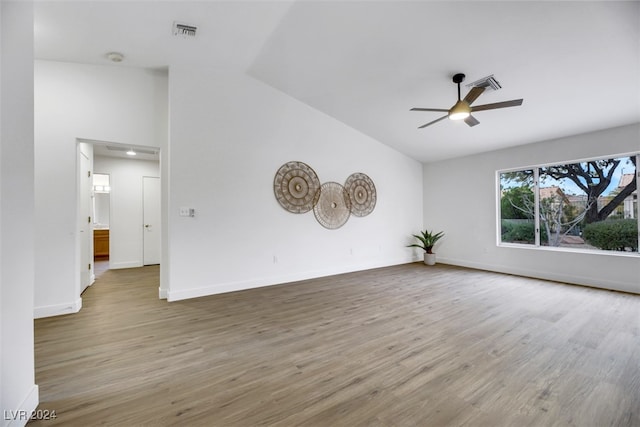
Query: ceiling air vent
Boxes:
[
  {"xmin": 173, "ymin": 22, "xmax": 197, "ymax": 38},
  {"xmin": 466, "ymin": 75, "xmax": 502, "ymax": 91}
]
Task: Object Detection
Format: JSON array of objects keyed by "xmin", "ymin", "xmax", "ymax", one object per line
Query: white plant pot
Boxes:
[{"xmin": 424, "ymin": 253, "xmax": 436, "ymax": 266}]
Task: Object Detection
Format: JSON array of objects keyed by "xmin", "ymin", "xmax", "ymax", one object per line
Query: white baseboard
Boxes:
[
  {"xmin": 438, "ymin": 257, "xmax": 640, "ymax": 295},
  {"xmin": 158, "ymin": 287, "xmax": 167, "ymax": 299},
  {"xmin": 33, "ymin": 297, "xmax": 82, "ymax": 319},
  {"xmin": 109, "ymin": 261, "xmax": 142, "ymax": 269},
  {"xmin": 167, "ymin": 256, "xmax": 413, "ymax": 302},
  {"xmin": 3, "ymin": 384, "xmax": 39, "ymax": 427}
]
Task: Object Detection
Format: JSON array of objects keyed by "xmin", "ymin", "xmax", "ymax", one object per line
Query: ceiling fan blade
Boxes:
[
  {"xmin": 464, "ymin": 115, "xmax": 480, "ymax": 127},
  {"xmin": 463, "ymin": 86, "xmax": 485, "ymax": 105},
  {"xmin": 471, "ymin": 99, "xmax": 523, "ymax": 112},
  {"xmin": 411, "ymin": 107, "xmax": 449, "ymax": 112},
  {"xmin": 418, "ymin": 115, "xmax": 448, "ymax": 128}
]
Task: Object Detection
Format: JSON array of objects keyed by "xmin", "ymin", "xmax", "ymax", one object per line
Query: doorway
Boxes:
[
  {"xmin": 93, "ymin": 173, "xmax": 111, "ymax": 278},
  {"xmin": 77, "ymin": 140, "xmax": 161, "ymax": 291}
]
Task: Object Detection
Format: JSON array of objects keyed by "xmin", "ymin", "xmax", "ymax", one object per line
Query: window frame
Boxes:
[{"xmin": 497, "ymin": 152, "xmax": 640, "ymax": 256}]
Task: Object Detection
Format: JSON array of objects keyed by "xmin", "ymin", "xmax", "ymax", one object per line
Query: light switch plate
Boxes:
[{"xmin": 179, "ymin": 207, "xmax": 195, "ymax": 217}]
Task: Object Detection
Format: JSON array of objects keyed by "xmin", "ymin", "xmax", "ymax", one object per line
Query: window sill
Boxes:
[{"xmin": 497, "ymin": 243, "xmax": 640, "ymax": 258}]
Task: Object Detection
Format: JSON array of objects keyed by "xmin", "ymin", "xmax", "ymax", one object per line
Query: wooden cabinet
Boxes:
[{"xmin": 94, "ymin": 229, "xmax": 109, "ymax": 260}]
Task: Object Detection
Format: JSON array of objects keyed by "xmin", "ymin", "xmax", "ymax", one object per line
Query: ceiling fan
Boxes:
[{"xmin": 411, "ymin": 73, "xmax": 523, "ymax": 128}]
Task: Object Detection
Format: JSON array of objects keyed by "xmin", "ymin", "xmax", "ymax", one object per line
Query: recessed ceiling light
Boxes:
[{"xmin": 107, "ymin": 52, "xmax": 124, "ymax": 63}]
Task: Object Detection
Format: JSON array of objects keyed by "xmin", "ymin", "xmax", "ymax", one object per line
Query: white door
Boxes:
[
  {"xmin": 80, "ymin": 151, "xmax": 92, "ymax": 291},
  {"xmin": 143, "ymin": 176, "xmax": 161, "ymax": 265}
]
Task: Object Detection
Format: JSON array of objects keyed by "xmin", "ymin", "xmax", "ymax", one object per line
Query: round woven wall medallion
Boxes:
[
  {"xmin": 344, "ymin": 173, "xmax": 376, "ymax": 217},
  {"xmin": 313, "ymin": 182, "xmax": 351, "ymax": 229},
  {"xmin": 274, "ymin": 161, "xmax": 321, "ymax": 214}
]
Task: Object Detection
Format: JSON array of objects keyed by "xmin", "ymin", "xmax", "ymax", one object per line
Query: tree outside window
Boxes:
[{"xmin": 499, "ymin": 154, "xmax": 638, "ymax": 253}]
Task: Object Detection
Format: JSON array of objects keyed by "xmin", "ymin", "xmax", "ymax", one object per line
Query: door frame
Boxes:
[
  {"xmin": 76, "ymin": 139, "xmax": 165, "ymax": 301},
  {"xmin": 77, "ymin": 143, "xmax": 94, "ymax": 294}
]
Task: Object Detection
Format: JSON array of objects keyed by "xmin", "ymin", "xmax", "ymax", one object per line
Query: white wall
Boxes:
[
  {"xmin": 1, "ymin": 2, "xmax": 39, "ymax": 425},
  {"xmin": 423, "ymin": 123, "xmax": 640, "ymax": 294},
  {"xmin": 34, "ymin": 60, "xmax": 422, "ymax": 310},
  {"xmin": 93, "ymin": 155, "xmax": 160, "ymax": 269},
  {"xmin": 34, "ymin": 61, "xmax": 167, "ymax": 317},
  {"xmin": 167, "ymin": 67, "xmax": 423, "ymax": 300}
]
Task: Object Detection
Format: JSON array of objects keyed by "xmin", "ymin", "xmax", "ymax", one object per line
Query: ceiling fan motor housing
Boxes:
[{"xmin": 452, "ymin": 73, "xmax": 465, "ymax": 84}]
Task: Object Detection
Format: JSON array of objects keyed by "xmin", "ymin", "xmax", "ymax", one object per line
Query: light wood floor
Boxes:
[{"xmin": 31, "ymin": 263, "xmax": 639, "ymax": 426}]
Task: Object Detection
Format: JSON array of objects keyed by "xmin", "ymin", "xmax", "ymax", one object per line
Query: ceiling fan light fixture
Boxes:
[{"xmin": 448, "ymin": 101, "xmax": 471, "ymax": 120}]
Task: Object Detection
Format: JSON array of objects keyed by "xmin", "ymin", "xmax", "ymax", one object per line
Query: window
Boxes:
[{"xmin": 499, "ymin": 154, "xmax": 639, "ymax": 254}]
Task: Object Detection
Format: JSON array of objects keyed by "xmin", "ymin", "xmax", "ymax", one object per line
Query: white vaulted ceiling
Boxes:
[{"xmin": 34, "ymin": 1, "xmax": 640, "ymax": 163}]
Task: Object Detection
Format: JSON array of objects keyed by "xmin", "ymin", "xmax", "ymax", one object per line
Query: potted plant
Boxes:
[{"xmin": 407, "ymin": 229, "xmax": 444, "ymax": 265}]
